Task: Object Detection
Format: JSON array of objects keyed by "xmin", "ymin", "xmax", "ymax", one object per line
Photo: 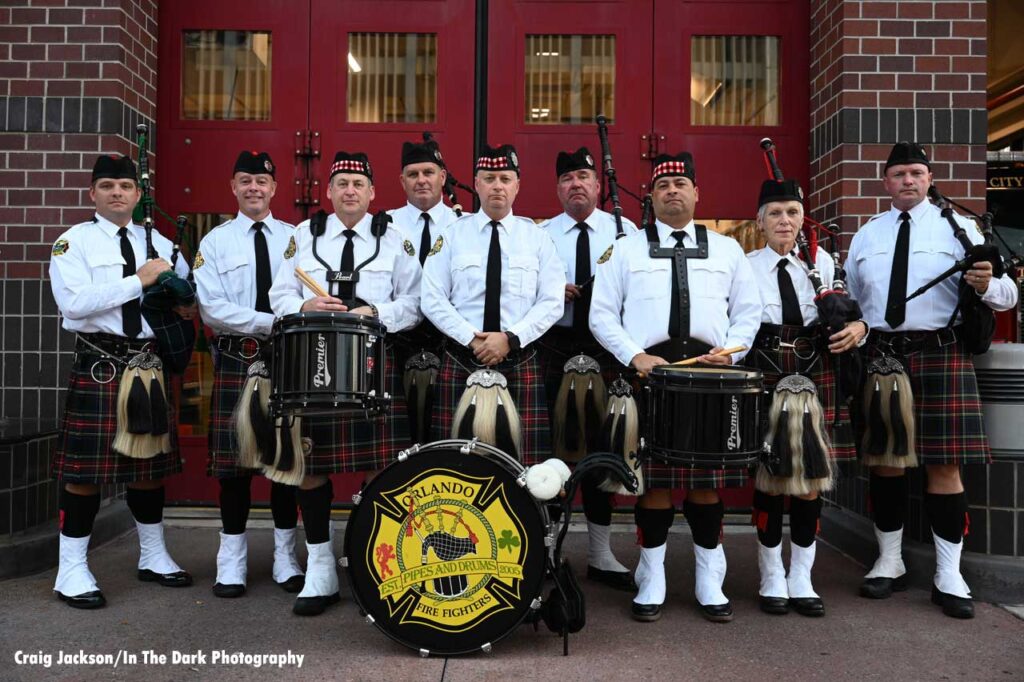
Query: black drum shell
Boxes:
[
  {"xmin": 644, "ymin": 365, "xmax": 763, "ymax": 468},
  {"xmin": 269, "ymin": 311, "xmax": 387, "ymax": 417}
]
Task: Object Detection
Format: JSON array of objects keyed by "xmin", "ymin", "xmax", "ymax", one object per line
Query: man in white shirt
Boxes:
[
  {"xmin": 745, "ymin": 178, "xmax": 866, "ymax": 617},
  {"xmin": 537, "ymin": 147, "xmax": 638, "ymax": 591},
  {"xmin": 590, "ymin": 152, "xmax": 762, "ymax": 623},
  {"xmin": 388, "ymin": 140, "xmax": 460, "ymax": 444},
  {"xmin": 192, "ymin": 151, "xmax": 304, "ymax": 600},
  {"xmin": 268, "ymin": 150, "xmax": 422, "ymax": 617},
  {"xmin": 846, "ymin": 142, "xmax": 1018, "ymax": 619},
  {"xmin": 421, "ymin": 144, "xmax": 564, "ymax": 462},
  {"xmin": 49, "ymin": 155, "xmax": 195, "ymax": 609}
]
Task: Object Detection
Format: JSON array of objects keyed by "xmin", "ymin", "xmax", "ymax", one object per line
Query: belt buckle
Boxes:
[
  {"xmin": 791, "ymin": 336, "xmax": 817, "ymax": 361},
  {"xmin": 938, "ymin": 328, "xmax": 956, "ymax": 348},
  {"xmin": 238, "ymin": 336, "xmax": 261, "ymax": 360},
  {"xmin": 766, "ymin": 336, "xmax": 783, "ymax": 352}
]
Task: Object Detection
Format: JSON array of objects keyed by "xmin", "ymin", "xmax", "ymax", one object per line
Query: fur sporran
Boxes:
[
  {"xmin": 756, "ymin": 375, "xmax": 834, "ymax": 496},
  {"xmin": 112, "ymin": 352, "xmax": 171, "ymax": 459},
  {"xmin": 861, "ymin": 356, "xmax": 917, "ymax": 468},
  {"xmin": 451, "ymin": 369, "xmax": 523, "ymax": 460}
]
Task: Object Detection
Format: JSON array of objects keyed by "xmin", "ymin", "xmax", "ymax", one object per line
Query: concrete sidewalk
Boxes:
[{"xmin": 1, "ymin": 521, "xmax": 1021, "ymax": 682}]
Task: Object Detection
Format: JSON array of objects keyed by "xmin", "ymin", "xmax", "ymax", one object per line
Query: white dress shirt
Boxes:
[
  {"xmin": 541, "ymin": 207, "xmax": 638, "ymax": 328},
  {"xmin": 268, "ymin": 212, "xmax": 422, "ymax": 334},
  {"xmin": 747, "ymin": 246, "xmax": 836, "ymax": 325},
  {"xmin": 589, "ymin": 219, "xmax": 762, "ymax": 367},
  {"xmin": 194, "ymin": 212, "xmax": 294, "ymax": 338},
  {"xmin": 420, "ymin": 210, "xmax": 565, "ymax": 347},
  {"xmin": 387, "ymin": 200, "xmax": 459, "ymax": 257},
  {"xmin": 846, "ymin": 200, "xmax": 1018, "ymax": 332},
  {"xmin": 49, "ymin": 214, "xmax": 191, "ymax": 337}
]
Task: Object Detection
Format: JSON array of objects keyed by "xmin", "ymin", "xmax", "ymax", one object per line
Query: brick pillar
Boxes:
[
  {"xmin": 808, "ymin": 0, "xmax": 987, "ymax": 250},
  {"xmin": 0, "ymin": 0, "xmax": 158, "ymax": 422}
]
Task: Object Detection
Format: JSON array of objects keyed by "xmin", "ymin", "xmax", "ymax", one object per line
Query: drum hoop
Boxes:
[
  {"xmin": 398, "ymin": 438, "xmax": 526, "ymax": 475},
  {"xmin": 650, "ymin": 365, "xmax": 762, "ymax": 380}
]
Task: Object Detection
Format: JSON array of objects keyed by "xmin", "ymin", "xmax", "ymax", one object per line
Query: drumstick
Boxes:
[
  {"xmin": 638, "ymin": 346, "xmax": 747, "ymax": 377},
  {"xmin": 295, "ymin": 267, "xmax": 329, "ymax": 298}
]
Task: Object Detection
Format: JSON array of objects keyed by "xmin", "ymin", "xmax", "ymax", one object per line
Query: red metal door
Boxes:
[
  {"xmin": 486, "ymin": 0, "xmax": 655, "ymax": 222},
  {"xmin": 651, "ymin": 0, "xmax": 810, "ymax": 220},
  {"xmin": 308, "ymin": 0, "xmax": 477, "ymax": 212}
]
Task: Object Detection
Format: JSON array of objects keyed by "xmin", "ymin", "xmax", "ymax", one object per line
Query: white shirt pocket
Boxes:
[
  {"xmin": 628, "ymin": 259, "xmax": 669, "ymax": 301},
  {"xmin": 85, "ymin": 248, "xmax": 127, "ymax": 284},
  {"xmin": 216, "ymin": 253, "xmax": 250, "ymax": 295},
  {"xmin": 508, "ymin": 254, "xmax": 539, "ymax": 301},
  {"xmin": 452, "ymin": 252, "xmax": 483, "ymax": 301},
  {"xmin": 357, "ymin": 254, "xmax": 395, "ymax": 304},
  {"xmin": 688, "ymin": 259, "xmax": 730, "ymax": 299}
]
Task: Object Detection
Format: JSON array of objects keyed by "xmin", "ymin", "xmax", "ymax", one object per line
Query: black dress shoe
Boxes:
[
  {"xmin": 790, "ymin": 596, "xmax": 825, "ymax": 617},
  {"xmin": 631, "ymin": 602, "xmax": 662, "ymax": 622},
  {"xmin": 212, "ymin": 582, "xmax": 246, "ymax": 598},
  {"xmin": 587, "ymin": 565, "xmax": 637, "ymax": 591},
  {"xmin": 859, "ymin": 574, "xmax": 907, "ymax": 599},
  {"xmin": 931, "ymin": 585, "xmax": 974, "ymax": 619},
  {"xmin": 56, "ymin": 590, "xmax": 106, "ymax": 609},
  {"xmin": 759, "ymin": 595, "xmax": 789, "ymax": 615},
  {"xmin": 277, "ymin": 575, "xmax": 305, "ymax": 594},
  {"xmin": 138, "ymin": 569, "xmax": 193, "ymax": 588},
  {"xmin": 697, "ymin": 601, "xmax": 734, "ymax": 623},
  {"xmin": 293, "ymin": 592, "xmax": 341, "ymax": 616}
]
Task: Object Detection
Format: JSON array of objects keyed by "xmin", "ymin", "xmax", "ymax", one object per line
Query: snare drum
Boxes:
[
  {"xmin": 343, "ymin": 439, "xmax": 550, "ymax": 656},
  {"xmin": 644, "ymin": 365, "xmax": 763, "ymax": 469},
  {"xmin": 269, "ymin": 312, "xmax": 388, "ymax": 417}
]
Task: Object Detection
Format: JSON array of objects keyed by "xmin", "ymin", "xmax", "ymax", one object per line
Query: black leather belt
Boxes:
[
  {"xmin": 215, "ymin": 334, "xmax": 267, "ymax": 361},
  {"xmin": 445, "ymin": 342, "xmax": 533, "ymax": 370},
  {"xmin": 537, "ymin": 325, "xmax": 604, "ymax": 357},
  {"xmin": 869, "ymin": 326, "xmax": 960, "ymax": 356},
  {"xmin": 646, "ymin": 338, "xmax": 712, "ymax": 363},
  {"xmin": 76, "ymin": 332, "xmax": 155, "ymax": 359},
  {"xmin": 753, "ymin": 323, "xmax": 822, "ymax": 354}
]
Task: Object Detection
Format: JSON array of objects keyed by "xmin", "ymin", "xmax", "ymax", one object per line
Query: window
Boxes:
[
  {"xmin": 691, "ymin": 36, "xmax": 779, "ymax": 126},
  {"xmin": 182, "ymin": 31, "xmax": 272, "ymax": 121},
  {"xmin": 347, "ymin": 33, "xmax": 437, "ymax": 123},
  {"xmin": 524, "ymin": 34, "xmax": 615, "ymax": 125}
]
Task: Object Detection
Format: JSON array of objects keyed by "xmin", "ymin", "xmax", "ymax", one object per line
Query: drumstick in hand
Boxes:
[
  {"xmin": 638, "ymin": 345, "xmax": 747, "ymax": 377},
  {"xmin": 295, "ymin": 267, "xmax": 329, "ymax": 298}
]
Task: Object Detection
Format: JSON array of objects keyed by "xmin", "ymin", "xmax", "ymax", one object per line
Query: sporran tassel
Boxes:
[
  {"xmin": 113, "ymin": 352, "xmax": 168, "ymax": 459},
  {"xmin": 563, "ymin": 377, "xmax": 580, "ymax": 452},
  {"xmin": 148, "ymin": 371, "xmax": 169, "ymax": 436}
]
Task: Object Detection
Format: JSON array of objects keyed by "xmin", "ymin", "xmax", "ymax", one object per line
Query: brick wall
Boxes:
[
  {"xmin": 808, "ymin": 0, "xmax": 988, "ymax": 246},
  {"xmin": 0, "ymin": 0, "xmax": 158, "ymax": 422}
]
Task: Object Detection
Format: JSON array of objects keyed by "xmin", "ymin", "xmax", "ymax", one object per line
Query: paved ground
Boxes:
[{"xmin": 1, "ymin": 520, "xmax": 1022, "ymax": 682}]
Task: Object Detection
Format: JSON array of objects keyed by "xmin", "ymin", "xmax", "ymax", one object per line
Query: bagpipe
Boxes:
[
  {"xmin": 422, "ymin": 131, "xmax": 476, "ymax": 217},
  {"xmin": 596, "ymin": 114, "xmax": 628, "ymax": 240},
  {"xmin": 113, "ymin": 124, "xmax": 198, "ymax": 459}
]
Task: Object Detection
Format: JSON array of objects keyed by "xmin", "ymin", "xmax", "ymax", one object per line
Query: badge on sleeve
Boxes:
[
  {"xmin": 284, "ymin": 235, "xmax": 297, "ymax": 259},
  {"xmin": 51, "ymin": 238, "xmax": 70, "ymax": 256},
  {"xmin": 403, "ymin": 239, "xmax": 416, "ymax": 257},
  {"xmin": 597, "ymin": 244, "xmax": 614, "ymax": 264},
  {"xmin": 428, "ymin": 235, "xmax": 444, "ymax": 257},
  {"xmin": 192, "ymin": 250, "xmax": 205, "ymax": 269}
]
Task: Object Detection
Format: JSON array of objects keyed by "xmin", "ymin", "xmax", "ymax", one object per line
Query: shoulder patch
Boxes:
[
  {"xmin": 51, "ymin": 238, "xmax": 70, "ymax": 256},
  {"xmin": 597, "ymin": 244, "xmax": 614, "ymax": 264},
  {"xmin": 403, "ymin": 239, "xmax": 416, "ymax": 257},
  {"xmin": 192, "ymin": 250, "xmax": 205, "ymax": 269},
  {"xmin": 428, "ymin": 235, "xmax": 444, "ymax": 257},
  {"xmin": 283, "ymin": 235, "xmax": 297, "ymax": 259}
]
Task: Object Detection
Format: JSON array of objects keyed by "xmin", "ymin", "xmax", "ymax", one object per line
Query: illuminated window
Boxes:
[
  {"xmin": 525, "ymin": 35, "xmax": 615, "ymax": 125},
  {"xmin": 182, "ymin": 31, "xmax": 272, "ymax": 121},
  {"xmin": 691, "ymin": 36, "xmax": 779, "ymax": 126},
  {"xmin": 347, "ymin": 33, "xmax": 437, "ymax": 123}
]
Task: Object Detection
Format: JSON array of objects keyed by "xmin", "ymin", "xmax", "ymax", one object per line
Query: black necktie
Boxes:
[
  {"xmin": 667, "ymin": 231, "xmax": 688, "ymax": 338},
  {"xmin": 777, "ymin": 258, "xmax": 803, "ymax": 326},
  {"xmin": 573, "ymin": 222, "xmax": 592, "ymax": 333},
  {"xmin": 252, "ymin": 221, "xmax": 272, "ymax": 313},
  {"xmin": 483, "ymin": 220, "xmax": 502, "ymax": 332},
  {"xmin": 885, "ymin": 211, "xmax": 912, "ymax": 329},
  {"xmin": 418, "ymin": 212, "xmax": 432, "ymax": 267},
  {"xmin": 339, "ymin": 228, "xmax": 356, "ymax": 301},
  {"xmin": 118, "ymin": 227, "xmax": 142, "ymax": 338}
]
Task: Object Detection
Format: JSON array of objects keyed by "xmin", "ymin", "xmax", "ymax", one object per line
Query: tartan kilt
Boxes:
[
  {"xmin": 206, "ymin": 341, "xmax": 263, "ymax": 479},
  {"xmin": 864, "ymin": 339, "xmax": 990, "ymax": 466},
  {"xmin": 433, "ymin": 347, "xmax": 550, "ymax": 465},
  {"xmin": 748, "ymin": 326, "xmax": 857, "ymax": 462},
  {"xmin": 302, "ymin": 344, "xmax": 411, "ymax": 475},
  {"xmin": 53, "ymin": 352, "xmax": 182, "ymax": 484}
]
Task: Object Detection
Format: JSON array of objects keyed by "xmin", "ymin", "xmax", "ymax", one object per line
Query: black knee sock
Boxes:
[
  {"xmin": 869, "ymin": 473, "xmax": 907, "ymax": 532},
  {"xmin": 297, "ymin": 480, "xmax": 333, "ymax": 544},
  {"xmin": 634, "ymin": 505, "xmax": 675, "ymax": 548},
  {"xmin": 752, "ymin": 490, "xmax": 784, "ymax": 548},
  {"xmin": 126, "ymin": 486, "xmax": 164, "ymax": 524},
  {"xmin": 789, "ymin": 496, "xmax": 823, "ymax": 548},
  {"xmin": 270, "ymin": 482, "xmax": 299, "ymax": 530},
  {"xmin": 581, "ymin": 473, "xmax": 613, "ymax": 526},
  {"xmin": 683, "ymin": 499, "xmax": 724, "ymax": 550},
  {"xmin": 924, "ymin": 492, "xmax": 968, "ymax": 544},
  {"xmin": 218, "ymin": 476, "xmax": 252, "ymax": 535},
  {"xmin": 60, "ymin": 489, "xmax": 101, "ymax": 538}
]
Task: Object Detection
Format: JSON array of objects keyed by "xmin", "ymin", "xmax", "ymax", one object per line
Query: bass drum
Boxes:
[{"xmin": 343, "ymin": 439, "xmax": 550, "ymax": 656}]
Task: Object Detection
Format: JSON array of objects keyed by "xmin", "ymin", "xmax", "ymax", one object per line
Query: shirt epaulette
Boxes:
[{"xmin": 865, "ymin": 211, "xmax": 886, "ymax": 223}]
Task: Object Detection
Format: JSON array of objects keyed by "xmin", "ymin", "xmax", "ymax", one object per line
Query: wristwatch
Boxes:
[{"xmin": 505, "ymin": 331, "xmax": 521, "ymax": 352}]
